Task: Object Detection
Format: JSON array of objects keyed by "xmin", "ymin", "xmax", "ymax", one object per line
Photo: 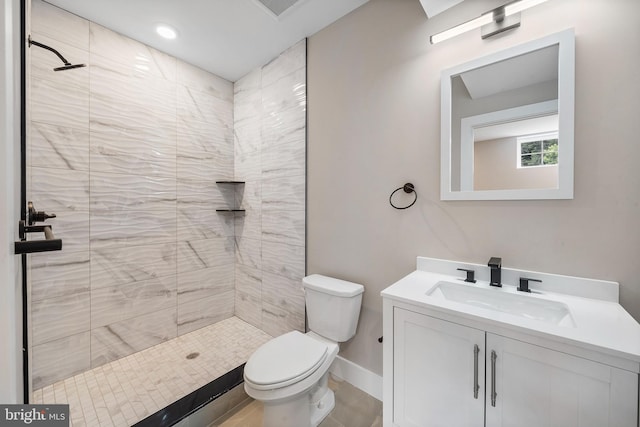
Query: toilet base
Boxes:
[
  {"xmin": 310, "ymin": 387, "xmax": 335, "ymax": 427},
  {"xmin": 260, "ymin": 372, "xmax": 335, "ymax": 427}
]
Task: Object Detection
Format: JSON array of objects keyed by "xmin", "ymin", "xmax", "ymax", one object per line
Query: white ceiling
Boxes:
[
  {"xmin": 418, "ymin": 0, "xmax": 464, "ymax": 18},
  {"xmin": 43, "ymin": 0, "xmax": 371, "ymax": 81}
]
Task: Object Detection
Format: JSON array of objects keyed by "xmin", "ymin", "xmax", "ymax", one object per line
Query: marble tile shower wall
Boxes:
[
  {"xmin": 28, "ymin": 0, "xmax": 237, "ymax": 389},
  {"xmin": 233, "ymin": 40, "xmax": 307, "ymax": 337}
]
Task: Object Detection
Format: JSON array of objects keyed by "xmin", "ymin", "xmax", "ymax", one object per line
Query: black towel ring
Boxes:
[{"xmin": 389, "ymin": 183, "xmax": 417, "ymax": 210}]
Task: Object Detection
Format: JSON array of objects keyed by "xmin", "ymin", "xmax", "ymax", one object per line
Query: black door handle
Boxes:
[{"xmin": 14, "ymin": 202, "xmax": 62, "ymax": 254}]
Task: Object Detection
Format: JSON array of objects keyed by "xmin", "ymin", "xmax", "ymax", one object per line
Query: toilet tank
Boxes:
[{"xmin": 303, "ymin": 274, "xmax": 364, "ymax": 342}]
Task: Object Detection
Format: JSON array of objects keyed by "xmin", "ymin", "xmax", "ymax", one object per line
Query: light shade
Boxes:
[
  {"xmin": 430, "ymin": 12, "xmax": 494, "ymax": 44},
  {"xmin": 156, "ymin": 24, "xmax": 177, "ymax": 40},
  {"xmin": 430, "ymin": 0, "xmax": 549, "ymax": 44}
]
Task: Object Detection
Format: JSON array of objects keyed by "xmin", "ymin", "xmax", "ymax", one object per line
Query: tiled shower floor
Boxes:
[{"xmin": 31, "ymin": 317, "xmax": 272, "ymax": 427}]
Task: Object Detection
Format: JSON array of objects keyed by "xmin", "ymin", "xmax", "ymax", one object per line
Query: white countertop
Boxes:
[{"xmin": 381, "ymin": 258, "xmax": 640, "ymax": 371}]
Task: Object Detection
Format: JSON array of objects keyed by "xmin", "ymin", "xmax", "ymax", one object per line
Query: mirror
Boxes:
[{"xmin": 441, "ymin": 29, "xmax": 575, "ymax": 200}]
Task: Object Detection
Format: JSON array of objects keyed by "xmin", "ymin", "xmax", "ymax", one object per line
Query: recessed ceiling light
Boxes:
[{"xmin": 156, "ymin": 24, "xmax": 177, "ymax": 40}]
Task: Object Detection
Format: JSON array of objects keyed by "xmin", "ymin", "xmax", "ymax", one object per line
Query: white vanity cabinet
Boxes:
[
  {"xmin": 487, "ymin": 333, "xmax": 638, "ymax": 427},
  {"xmin": 393, "ymin": 308, "xmax": 485, "ymax": 427},
  {"xmin": 387, "ymin": 305, "xmax": 639, "ymax": 427}
]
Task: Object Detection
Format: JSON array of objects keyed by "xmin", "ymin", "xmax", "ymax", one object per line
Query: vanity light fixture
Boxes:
[
  {"xmin": 156, "ymin": 24, "xmax": 178, "ymax": 40},
  {"xmin": 430, "ymin": 0, "xmax": 550, "ymax": 44}
]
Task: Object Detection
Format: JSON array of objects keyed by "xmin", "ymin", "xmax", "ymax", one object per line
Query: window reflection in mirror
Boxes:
[
  {"xmin": 441, "ymin": 29, "xmax": 575, "ymax": 200},
  {"xmin": 474, "ymin": 117, "xmax": 559, "ymax": 191}
]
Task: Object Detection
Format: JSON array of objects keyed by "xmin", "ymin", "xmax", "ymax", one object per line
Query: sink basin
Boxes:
[{"xmin": 427, "ymin": 281, "xmax": 576, "ymax": 327}]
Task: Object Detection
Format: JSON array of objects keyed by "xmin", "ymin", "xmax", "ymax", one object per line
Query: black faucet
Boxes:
[
  {"xmin": 457, "ymin": 268, "xmax": 476, "ymax": 283},
  {"xmin": 518, "ymin": 277, "xmax": 541, "ymax": 293},
  {"xmin": 488, "ymin": 257, "xmax": 502, "ymax": 287}
]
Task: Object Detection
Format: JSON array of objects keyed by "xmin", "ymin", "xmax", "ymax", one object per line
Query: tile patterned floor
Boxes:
[
  {"xmin": 31, "ymin": 317, "xmax": 272, "ymax": 427},
  {"xmin": 210, "ymin": 376, "xmax": 383, "ymax": 427}
]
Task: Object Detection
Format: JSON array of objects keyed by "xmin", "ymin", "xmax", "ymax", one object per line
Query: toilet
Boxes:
[{"xmin": 243, "ymin": 274, "xmax": 364, "ymax": 427}]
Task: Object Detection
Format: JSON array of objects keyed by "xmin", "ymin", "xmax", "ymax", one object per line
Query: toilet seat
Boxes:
[{"xmin": 244, "ymin": 331, "xmax": 328, "ymax": 390}]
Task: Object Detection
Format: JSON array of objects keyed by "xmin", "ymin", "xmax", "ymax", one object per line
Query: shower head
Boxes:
[
  {"xmin": 28, "ymin": 36, "xmax": 86, "ymax": 71},
  {"xmin": 54, "ymin": 63, "xmax": 87, "ymax": 72}
]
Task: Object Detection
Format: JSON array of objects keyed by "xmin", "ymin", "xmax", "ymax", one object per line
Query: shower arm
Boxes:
[{"xmin": 28, "ymin": 35, "xmax": 72, "ymax": 65}]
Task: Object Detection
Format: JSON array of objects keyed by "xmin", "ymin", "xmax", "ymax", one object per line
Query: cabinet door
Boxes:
[
  {"xmin": 393, "ymin": 308, "xmax": 485, "ymax": 427},
  {"xmin": 486, "ymin": 333, "xmax": 639, "ymax": 427}
]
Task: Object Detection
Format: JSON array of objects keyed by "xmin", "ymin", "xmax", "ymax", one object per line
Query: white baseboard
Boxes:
[{"xmin": 329, "ymin": 356, "xmax": 383, "ymax": 401}]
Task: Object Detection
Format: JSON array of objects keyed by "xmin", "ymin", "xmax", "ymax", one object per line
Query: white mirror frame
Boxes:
[{"xmin": 441, "ymin": 29, "xmax": 575, "ymax": 200}]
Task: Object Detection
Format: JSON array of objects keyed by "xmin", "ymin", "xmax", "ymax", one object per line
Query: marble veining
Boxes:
[
  {"xmin": 177, "ymin": 264, "xmax": 234, "ymax": 305},
  {"xmin": 261, "ymin": 175, "xmax": 306, "ymax": 211},
  {"xmin": 177, "ymin": 179, "xmax": 226, "ymax": 208},
  {"xmin": 231, "ymin": 40, "xmax": 306, "ymax": 339},
  {"xmin": 261, "ymin": 139, "xmax": 305, "ymax": 179},
  {"xmin": 90, "ymin": 57, "xmax": 177, "ymax": 110},
  {"xmin": 235, "ymin": 151, "xmax": 262, "ymax": 182},
  {"xmin": 235, "ymin": 265, "xmax": 263, "ymax": 329},
  {"xmin": 90, "ymin": 308, "xmax": 178, "ymax": 368},
  {"xmin": 177, "ymin": 61, "xmax": 234, "ymax": 102},
  {"xmin": 235, "ymin": 237, "xmax": 262, "ymax": 270},
  {"xmin": 31, "ymin": 0, "xmax": 89, "ymax": 51},
  {"xmin": 31, "ymin": 291, "xmax": 90, "ymax": 345},
  {"xmin": 30, "ymin": 76, "xmax": 90, "ymax": 131},
  {"xmin": 90, "ymin": 94, "xmax": 177, "ymax": 137},
  {"xmin": 234, "ymin": 121, "xmax": 262, "ymax": 157},
  {"xmin": 262, "ymin": 240, "xmax": 305, "ymax": 281},
  {"xmin": 262, "ymin": 301, "xmax": 305, "ymax": 337},
  {"xmin": 91, "ymin": 242, "xmax": 177, "ymax": 290},
  {"xmin": 235, "ymin": 289, "xmax": 263, "ymax": 330},
  {"xmin": 90, "ymin": 171, "xmax": 177, "ymax": 212},
  {"xmin": 89, "ymin": 23, "xmax": 177, "ymax": 81},
  {"xmin": 31, "ymin": 250, "xmax": 90, "ymax": 302},
  {"xmin": 261, "ymin": 40, "xmax": 306, "ymax": 88},
  {"xmin": 178, "ymin": 86, "xmax": 233, "ymax": 127},
  {"xmin": 36, "ymin": 210, "xmax": 90, "ymax": 254},
  {"xmin": 177, "ymin": 207, "xmax": 235, "ymax": 241},
  {"xmin": 30, "ymin": 122, "xmax": 89, "ymax": 171},
  {"xmin": 91, "ymin": 275, "xmax": 177, "ymax": 328},
  {"xmin": 90, "ymin": 130, "xmax": 177, "ymax": 177},
  {"xmin": 177, "ymin": 122, "xmax": 233, "ymax": 160},
  {"xmin": 234, "ymin": 69, "xmax": 262, "ymax": 127},
  {"xmin": 262, "ymin": 271, "xmax": 305, "ymax": 313},
  {"xmin": 30, "ymin": 167, "xmax": 89, "ymax": 212},
  {"xmin": 28, "ymin": 0, "xmax": 305, "ymax": 392},
  {"xmin": 31, "ymin": 332, "xmax": 91, "ymax": 390},
  {"xmin": 177, "ymin": 154, "xmax": 234, "ymax": 182},
  {"xmin": 262, "ymin": 68, "xmax": 306, "ymax": 115},
  {"xmin": 234, "ymin": 210, "xmax": 262, "ymax": 241},
  {"xmin": 90, "ymin": 209, "xmax": 177, "ymax": 250},
  {"xmin": 262, "ymin": 209, "xmax": 305, "ymax": 247},
  {"xmin": 177, "ymin": 237, "xmax": 235, "ymax": 273},
  {"xmin": 177, "ymin": 291, "xmax": 235, "ymax": 335}
]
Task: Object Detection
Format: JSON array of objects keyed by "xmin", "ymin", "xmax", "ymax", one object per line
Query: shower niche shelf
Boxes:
[{"xmin": 216, "ymin": 180, "xmax": 245, "ymax": 213}]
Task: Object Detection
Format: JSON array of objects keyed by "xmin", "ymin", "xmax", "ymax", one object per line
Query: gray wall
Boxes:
[{"xmin": 308, "ymin": 0, "xmax": 640, "ymax": 375}]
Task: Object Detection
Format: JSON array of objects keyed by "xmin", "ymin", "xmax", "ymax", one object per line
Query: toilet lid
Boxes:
[{"xmin": 245, "ymin": 331, "xmax": 328, "ymax": 387}]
